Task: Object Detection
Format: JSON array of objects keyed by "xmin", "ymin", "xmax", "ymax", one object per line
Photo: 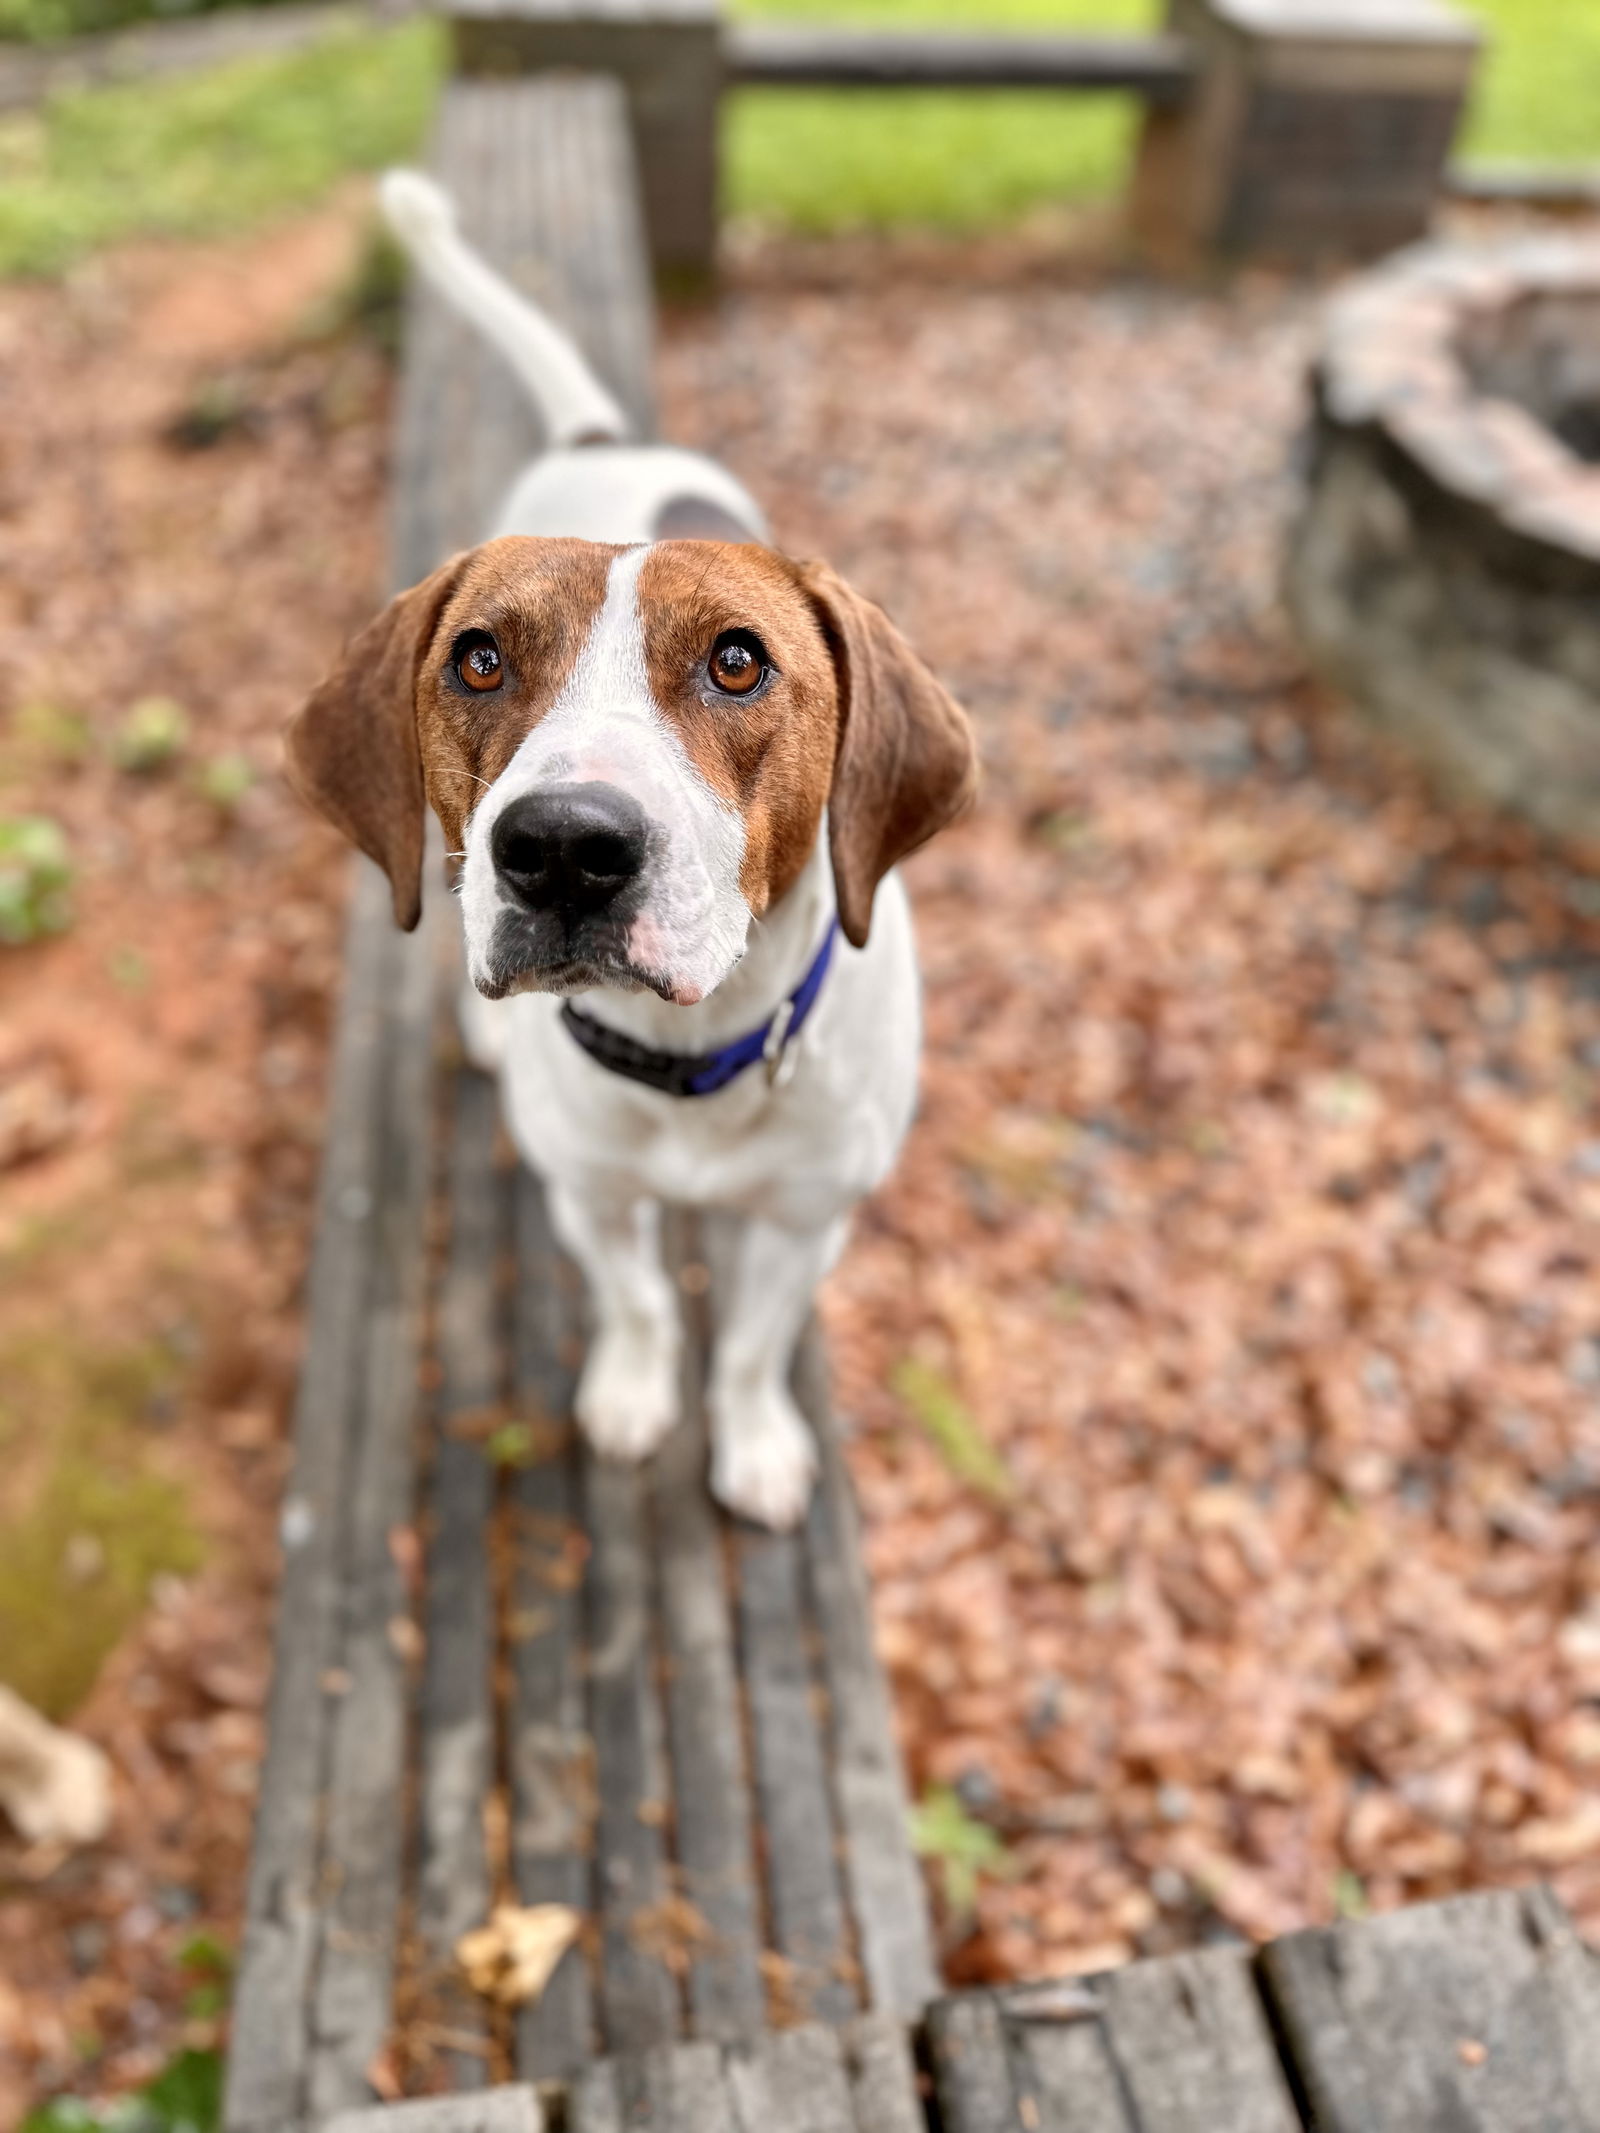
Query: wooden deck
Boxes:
[
  {"xmin": 224, "ymin": 48, "xmax": 1600, "ymax": 2133},
  {"xmin": 313, "ymin": 1886, "xmax": 1600, "ymax": 2131}
]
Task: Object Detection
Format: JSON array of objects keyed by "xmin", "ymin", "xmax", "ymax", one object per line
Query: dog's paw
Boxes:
[
  {"xmin": 710, "ymin": 1386, "xmax": 819, "ymax": 1532},
  {"xmin": 576, "ymin": 1318, "xmax": 681, "ymax": 1464}
]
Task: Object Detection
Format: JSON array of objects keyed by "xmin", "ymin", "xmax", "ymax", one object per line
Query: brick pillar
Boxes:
[
  {"xmin": 1131, "ymin": 0, "xmax": 1481, "ymax": 268},
  {"xmin": 447, "ymin": 0, "xmax": 723, "ymax": 285}
]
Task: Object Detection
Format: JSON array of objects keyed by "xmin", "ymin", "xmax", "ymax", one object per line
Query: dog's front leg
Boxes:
[
  {"xmin": 708, "ymin": 1214, "xmax": 849, "ymax": 1531},
  {"xmin": 548, "ymin": 1179, "xmax": 682, "ymax": 1464}
]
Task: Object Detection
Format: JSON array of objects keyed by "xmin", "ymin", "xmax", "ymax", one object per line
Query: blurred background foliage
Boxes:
[{"xmin": 0, "ymin": 1, "xmax": 1593, "ymax": 275}]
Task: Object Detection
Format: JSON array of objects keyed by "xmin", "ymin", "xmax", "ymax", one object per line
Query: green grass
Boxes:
[
  {"xmin": 0, "ymin": 2, "xmax": 1594, "ymax": 275},
  {"xmin": 0, "ymin": 14, "xmax": 440, "ymax": 275},
  {"xmin": 727, "ymin": 0, "xmax": 1148, "ymax": 229},
  {"xmin": 1464, "ymin": 0, "xmax": 1600, "ymax": 165},
  {"xmin": 725, "ymin": 0, "xmax": 1600, "ymax": 230}
]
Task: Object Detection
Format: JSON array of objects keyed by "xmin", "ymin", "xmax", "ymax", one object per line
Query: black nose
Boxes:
[{"xmin": 490, "ymin": 782, "xmax": 649, "ymax": 919}]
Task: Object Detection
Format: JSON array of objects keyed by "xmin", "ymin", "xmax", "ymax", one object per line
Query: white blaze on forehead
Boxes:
[{"xmin": 458, "ymin": 545, "xmax": 751, "ymax": 1002}]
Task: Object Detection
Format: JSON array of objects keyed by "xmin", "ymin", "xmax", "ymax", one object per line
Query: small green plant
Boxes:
[
  {"xmin": 0, "ymin": 813, "xmax": 72, "ymax": 943},
  {"xmin": 1333, "ymin": 1868, "xmax": 1369, "ymax": 1921},
  {"xmin": 892, "ymin": 1357, "xmax": 1014, "ymax": 1503},
  {"xmin": 8, "ymin": 701, "xmax": 93, "ymax": 769},
  {"xmin": 486, "ymin": 1417, "xmax": 538, "ymax": 1468},
  {"xmin": 910, "ymin": 1783, "xmax": 1013, "ymax": 1917},
  {"xmin": 195, "ymin": 752, "xmax": 254, "ymax": 811},
  {"xmin": 22, "ymin": 2048, "xmax": 224, "ymax": 2133},
  {"xmin": 177, "ymin": 1931, "xmax": 233, "ymax": 2021},
  {"xmin": 166, "ymin": 374, "xmax": 254, "ymax": 451},
  {"xmin": 108, "ymin": 944, "xmax": 149, "ymax": 991},
  {"xmin": 112, "ymin": 698, "xmax": 189, "ymax": 774}
]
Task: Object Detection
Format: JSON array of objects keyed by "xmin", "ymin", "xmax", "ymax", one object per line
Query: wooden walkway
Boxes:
[
  {"xmin": 308, "ymin": 1885, "xmax": 1600, "ymax": 2132},
  {"xmin": 224, "ymin": 49, "xmax": 1600, "ymax": 2133}
]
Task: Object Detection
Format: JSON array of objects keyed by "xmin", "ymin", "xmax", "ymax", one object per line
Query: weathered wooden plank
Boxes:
[
  {"xmin": 567, "ymin": 2061, "xmax": 626, "ymax": 2133},
  {"xmin": 421, "ymin": 76, "xmax": 656, "ymax": 460},
  {"xmin": 839, "ymin": 2013, "xmax": 924, "ymax": 2133},
  {"xmin": 1260, "ymin": 1884, "xmax": 1600, "ymax": 2133},
  {"xmin": 1032, "ymin": 1954, "xmax": 1297, "ymax": 2133},
  {"xmin": 585, "ymin": 1445, "xmax": 681, "ymax": 2051},
  {"xmin": 652, "ymin": 1220, "xmax": 765, "ymax": 2044},
  {"xmin": 224, "ymin": 859, "xmax": 398, "ymax": 2133},
  {"xmin": 1447, "ymin": 162, "xmax": 1600, "ymax": 210},
  {"xmin": 393, "ymin": 74, "xmax": 658, "ymax": 593},
  {"xmin": 930, "ymin": 1948, "xmax": 1299, "ymax": 2133},
  {"xmin": 324, "ymin": 2085, "xmax": 545, "ymax": 2133},
  {"xmin": 446, "ymin": 0, "xmax": 721, "ymax": 282},
  {"xmin": 391, "ymin": 94, "xmax": 539, "ymax": 585},
  {"xmin": 306, "ymin": 860, "xmax": 441, "ymax": 2123},
  {"xmin": 690, "ymin": 1210, "xmax": 857, "ymax": 2030},
  {"xmin": 508, "ymin": 1169, "xmax": 596, "ymax": 2082},
  {"xmin": 724, "ymin": 2024, "xmax": 861, "ymax": 2132},
  {"xmin": 926, "ymin": 1993, "xmax": 1022, "ymax": 2133},
  {"xmin": 794, "ymin": 1328, "xmax": 936, "ymax": 2022},
  {"xmin": 725, "ymin": 23, "xmax": 1195, "ymax": 98},
  {"xmin": 735, "ymin": 1509, "xmax": 858, "ymax": 2026},
  {"xmin": 415, "ymin": 1067, "xmax": 506, "ymax": 2089},
  {"xmin": 569, "ymin": 2029, "xmax": 890, "ymax": 2133},
  {"xmin": 582, "ymin": 2040, "xmax": 740, "ymax": 2133}
]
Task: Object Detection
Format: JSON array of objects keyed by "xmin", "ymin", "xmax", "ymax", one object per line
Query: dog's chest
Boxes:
[{"xmin": 493, "ymin": 879, "xmax": 923, "ymax": 1228}]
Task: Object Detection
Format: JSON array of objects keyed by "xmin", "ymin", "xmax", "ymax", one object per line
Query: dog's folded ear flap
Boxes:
[
  {"xmin": 283, "ymin": 555, "xmax": 467, "ymax": 931},
  {"xmin": 799, "ymin": 560, "xmax": 977, "ymax": 949}
]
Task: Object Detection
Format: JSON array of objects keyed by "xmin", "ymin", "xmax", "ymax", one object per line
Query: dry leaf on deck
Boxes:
[{"xmin": 456, "ymin": 1903, "xmax": 582, "ymax": 2008}]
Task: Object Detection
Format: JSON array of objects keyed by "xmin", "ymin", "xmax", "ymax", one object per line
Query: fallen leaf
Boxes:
[{"xmin": 456, "ymin": 1904, "xmax": 582, "ymax": 2008}]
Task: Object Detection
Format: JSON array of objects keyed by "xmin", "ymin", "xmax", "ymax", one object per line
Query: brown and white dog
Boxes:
[{"xmin": 286, "ymin": 172, "xmax": 975, "ymax": 1529}]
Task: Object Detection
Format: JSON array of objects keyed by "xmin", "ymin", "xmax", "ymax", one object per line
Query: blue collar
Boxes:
[{"xmin": 559, "ymin": 919, "xmax": 841, "ymax": 1099}]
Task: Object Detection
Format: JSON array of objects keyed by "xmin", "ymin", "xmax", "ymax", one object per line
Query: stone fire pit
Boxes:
[{"xmin": 1289, "ymin": 235, "xmax": 1600, "ymax": 844}]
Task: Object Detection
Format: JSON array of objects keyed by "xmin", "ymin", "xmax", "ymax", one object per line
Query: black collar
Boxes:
[{"xmin": 559, "ymin": 920, "xmax": 840, "ymax": 1098}]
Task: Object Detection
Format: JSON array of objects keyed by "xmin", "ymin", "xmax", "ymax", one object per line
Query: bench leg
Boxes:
[
  {"xmin": 708, "ymin": 1214, "xmax": 849, "ymax": 1531},
  {"xmin": 548, "ymin": 1178, "xmax": 683, "ymax": 1463}
]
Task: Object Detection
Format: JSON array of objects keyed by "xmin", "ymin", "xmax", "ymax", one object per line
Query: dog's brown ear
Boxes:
[
  {"xmin": 283, "ymin": 555, "xmax": 467, "ymax": 931},
  {"xmin": 799, "ymin": 560, "xmax": 977, "ymax": 949}
]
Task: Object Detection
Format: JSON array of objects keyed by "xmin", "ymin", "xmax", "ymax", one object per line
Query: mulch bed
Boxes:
[
  {"xmin": 662, "ymin": 234, "xmax": 1600, "ymax": 1979},
  {"xmin": 3, "ymin": 202, "xmax": 1599, "ymax": 2109},
  {"xmin": 0, "ymin": 199, "xmax": 383, "ymax": 2114}
]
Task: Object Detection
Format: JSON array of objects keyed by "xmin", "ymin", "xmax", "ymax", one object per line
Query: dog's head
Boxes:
[{"xmin": 285, "ymin": 537, "xmax": 975, "ymax": 1003}]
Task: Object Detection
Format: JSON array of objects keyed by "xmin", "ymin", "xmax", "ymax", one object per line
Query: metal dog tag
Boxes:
[{"xmin": 762, "ymin": 999, "xmax": 798, "ymax": 1088}]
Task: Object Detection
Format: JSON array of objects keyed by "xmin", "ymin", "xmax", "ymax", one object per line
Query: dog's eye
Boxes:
[
  {"xmin": 456, "ymin": 635, "xmax": 504, "ymax": 693},
  {"xmin": 708, "ymin": 631, "xmax": 768, "ymax": 698}
]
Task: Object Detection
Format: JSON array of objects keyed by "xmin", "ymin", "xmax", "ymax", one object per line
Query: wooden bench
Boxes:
[
  {"xmin": 224, "ymin": 49, "xmax": 1600, "ymax": 2133},
  {"xmin": 447, "ymin": 0, "xmax": 1481, "ymax": 277},
  {"xmin": 223, "ymin": 71, "xmax": 932, "ymax": 2133}
]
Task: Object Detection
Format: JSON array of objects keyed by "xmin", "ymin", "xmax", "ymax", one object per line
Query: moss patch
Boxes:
[{"xmin": 0, "ymin": 1335, "xmax": 202, "ymax": 1719}]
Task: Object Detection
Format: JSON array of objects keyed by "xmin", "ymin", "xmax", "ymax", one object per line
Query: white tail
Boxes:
[{"xmin": 379, "ymin": 168, "xmax": 631, "ymax": 449}]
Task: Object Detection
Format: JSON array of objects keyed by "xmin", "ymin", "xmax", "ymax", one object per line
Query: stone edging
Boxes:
[{"xmin": 1316, "ymin": 235, "xmax": 1600, "ymax": 567}]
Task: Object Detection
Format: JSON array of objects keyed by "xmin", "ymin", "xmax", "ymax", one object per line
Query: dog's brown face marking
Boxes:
[
  {"xmin": 410, "ymin": 537, "xmax": 614, "ymax": 858},
  {"xmin": 406, "ymin": 538, "xmax": 843, "ymax": 924},
  {"xmin": 286, "ymin": 534, "xmax": 976, "ymax": 998},
  {"xmin": 634, "ymin": 540, "xmax": 843, "ymax": 920}
]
